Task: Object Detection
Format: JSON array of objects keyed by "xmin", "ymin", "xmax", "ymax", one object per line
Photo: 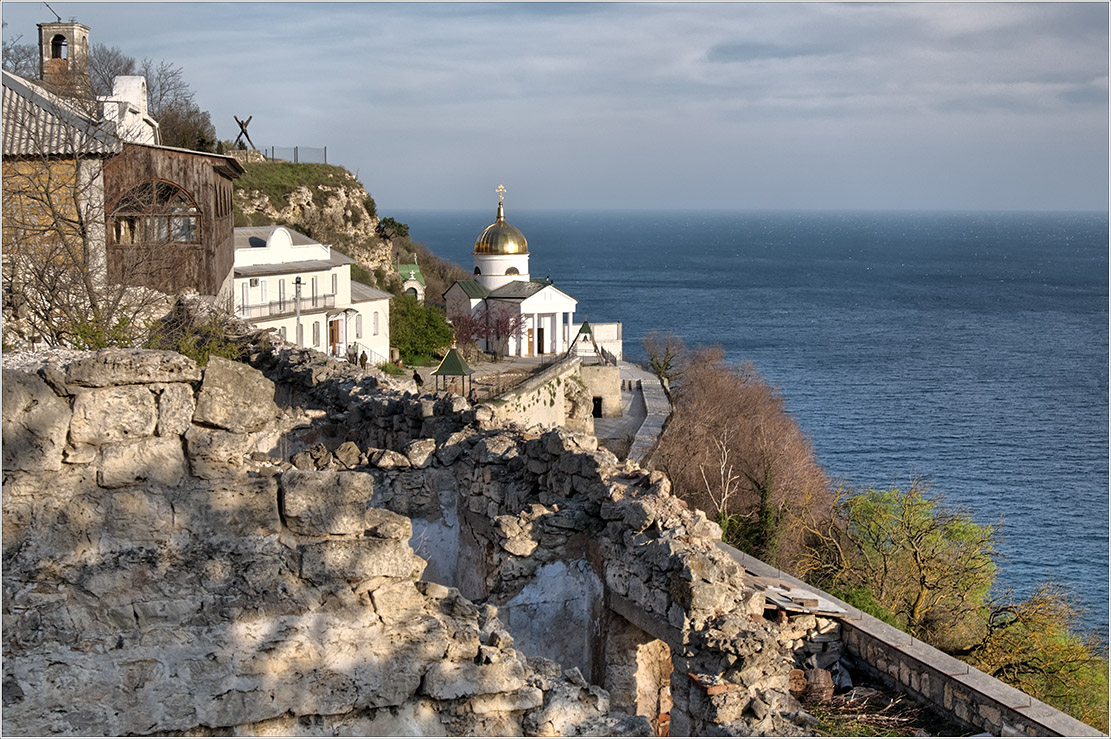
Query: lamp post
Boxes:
[{"xmin": 294, "ymin": 276, "xmax": 302, "ymax": 347}]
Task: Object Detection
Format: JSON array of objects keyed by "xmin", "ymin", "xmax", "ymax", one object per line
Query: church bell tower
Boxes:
[{"xmin": 38, "ymin": 21, "xmax": 91, "ymax": 95}]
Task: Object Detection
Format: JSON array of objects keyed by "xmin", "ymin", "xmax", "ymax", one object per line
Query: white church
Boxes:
[{"xmin": 444, "ymin": 192, "xmax": 579, "ymax": 358}]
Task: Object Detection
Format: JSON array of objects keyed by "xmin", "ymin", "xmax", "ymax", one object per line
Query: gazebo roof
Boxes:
[{"xmin": 432, "ymin": 347, "xmax": 475, "ymax": 376}]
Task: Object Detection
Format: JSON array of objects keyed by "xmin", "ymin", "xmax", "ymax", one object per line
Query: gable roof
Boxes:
[
  {"xmin": 398, "ymin": 264, "xmax": 426, "ymax": 286},
  {"xmin": 488, "ymin": 281, "xmax": 546, "ymax": 300},
  {"xmin": 451, "ymin": 279, "xmax": 490, "ymax": 299},
  {"xmin": 2, "ymin": 70, "xmax": 121, "ymax": 158},
  {"xmin": 351, "ymin": 281, "xmax": 393, "ymax": 303}
]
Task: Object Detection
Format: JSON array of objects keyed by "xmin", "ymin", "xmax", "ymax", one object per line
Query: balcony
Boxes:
[{"xmin": 236, "ymin": 294, "xmax": 335, "ymax": 320}]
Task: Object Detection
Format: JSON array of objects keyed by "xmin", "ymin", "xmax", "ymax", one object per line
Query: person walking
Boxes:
[
  {"xmin": 413, "ymin": 370, "xmax": 424, "ymax": 390},
  {"xmin": 359, "ymin": 351, "xmax": 367, "ymax": 369}
]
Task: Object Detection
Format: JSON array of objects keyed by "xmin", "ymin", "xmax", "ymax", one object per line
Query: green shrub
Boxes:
[{"xmin": 145, "ymin": 314, "xmax": 244, "ymax": 366}]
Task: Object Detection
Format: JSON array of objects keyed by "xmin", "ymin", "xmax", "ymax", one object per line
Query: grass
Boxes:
[{"xmin": 235, "ymin": 162, "xmax": 353, "ymax": 211}]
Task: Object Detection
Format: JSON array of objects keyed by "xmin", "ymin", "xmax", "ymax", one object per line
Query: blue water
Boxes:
[{"xmin": 394, "ymin": 208, "xmax": 1110, "ymax": 640}]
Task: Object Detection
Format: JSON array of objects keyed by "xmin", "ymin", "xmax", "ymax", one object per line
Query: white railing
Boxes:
[{"xmin": 236, "ymin": 294, "xmax": 335, "ymax": 320}]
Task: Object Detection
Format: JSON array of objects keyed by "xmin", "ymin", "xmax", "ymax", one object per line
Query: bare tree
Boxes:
[
  {"xmin": 2, "ymin": 75, "xmax": 171, "ymax": 348},
  {"xmin": 1, "ymin": 36, "xmax": 38, "ymax": 78},
  {"xmin": 642, "ymin": 330, "xmax": 685, "ymax": 383},
  {"xmin": 653, "ymin": 345, "xmax": 832, "ymax": 567}
]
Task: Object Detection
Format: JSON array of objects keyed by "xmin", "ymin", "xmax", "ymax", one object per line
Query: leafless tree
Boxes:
[
  {"xmin": 653, "ymin": 345, "xmax": 832, "ymax": 568},
  {"xmin": 1, "ymin": 35, "xmax": 37, "ymax": 78},
  {"xmin": 2, "ymin": 80, "xmax": 171, "ymax": 348},
  {"xmin": 642, "ymin": 330, "xmax": 685, "ymax": 383}
]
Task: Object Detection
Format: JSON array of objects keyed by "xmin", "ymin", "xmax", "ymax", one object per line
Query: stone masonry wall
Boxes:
[
  {"xmin": 5, "ymin": 344, "xmax": 1098, "ymax": 737},
  {"xmin": 1, "ymin": 350, "xmax": 650, "ymax": 737}
]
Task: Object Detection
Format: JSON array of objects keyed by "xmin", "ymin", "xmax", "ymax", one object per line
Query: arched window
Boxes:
[
  {"xmin": 405, "ymin": 287, "xmax": 417, "ymax": 298},
  {"xmin": 110, "ymin": 180, "xmax": 200, "ymax": 245},
  {"xmin": 505, "ymin": 267, "xmax": 519, "ymax": 276},
  {"xmin": 51, "ymin": 34, "xmax": 68, "ymax": 59},
  {"xmin": 473, "ymin": 266, "xmax": 481, "ymax": 275}
]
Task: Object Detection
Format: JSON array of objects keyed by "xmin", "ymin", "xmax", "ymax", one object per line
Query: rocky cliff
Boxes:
[{"xmin": 233, "ymin": 163, "xmax": 394, "ymax": 277}]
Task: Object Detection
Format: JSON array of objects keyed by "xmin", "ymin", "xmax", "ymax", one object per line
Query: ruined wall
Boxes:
[
  {"xmin": 1, "ymin": 350, "xmax": 649, "ymax": 737},
  {"xmin": 489, "ymin": 355, "xmax": 594, "ymax": 434},
  {"xmin": 7, "ymin": 345, "xmax": 1088, "ymax": 737}
]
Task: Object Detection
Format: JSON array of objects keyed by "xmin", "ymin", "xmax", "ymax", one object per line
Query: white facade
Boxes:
[
  {"xmin": 444, "ymin": 281, "xmax": 578, "ymax": 358},
  {"xmin": 473, "ymin": 252, "xmax": 530, "ymax": 291},
  {"xmin": 233, "ymin": 226, "xmax": 391, "ymax": 364},
  {"xmin": 98, "ymin": 76, "xmax": 160, "ymax": 145}
]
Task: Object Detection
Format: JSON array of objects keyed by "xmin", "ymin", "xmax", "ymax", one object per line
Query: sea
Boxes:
[{"xmin": 393, "ymin": 208, "xmax": 1110, "ymax": 641}]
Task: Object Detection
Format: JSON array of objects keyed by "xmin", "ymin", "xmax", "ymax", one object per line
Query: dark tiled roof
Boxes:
[
  {"xmin": 453, "ymin": 280, "xmax": 490, "ymax": 299},
  {"xmin": 488, "ymin": 280, "xmax": 545, "ymax": 300}
]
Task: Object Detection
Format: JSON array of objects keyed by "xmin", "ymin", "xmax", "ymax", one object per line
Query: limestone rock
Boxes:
[
  {"xmin": 2, "ymin": 370, "xmax": 71, "ymax": 472},
  {"xmin": 371, "ymin": 448, "xmax": 411, "ymax": 469},
  {"xmin": 281, "ymin": 470, "xmax": 376, "ymax": 536},
  {"xmin": 404, "ymin": 438, "xmax": 437, "ymax": 469},
  {"xmin": 69, "ymin": 385, "xmax": 158, "ymax": 445},
  {"xmin": 156, "ymin": 384, "xmax": 196, "ymax": 437},
  {"xmin": 66, "ymin": 349, "xmax": 200, "ymax": 387},
  {"xmin": 334, "ymin": 440, "xmax": 362, "ymax": 468},
  {"xmin": 422, "ymin": 659, "xmax": 528, "ymax": 700},
  {"xmin": 299, "ymin": 539, "xmax": 426, "ymax": 583},
  {"xmin": 193, "ymin": 357, "xmax": 279, "ymax": 432},
  {"xmin": 97, "ymin": 436, "xmax": 187, "ymax": 488}
]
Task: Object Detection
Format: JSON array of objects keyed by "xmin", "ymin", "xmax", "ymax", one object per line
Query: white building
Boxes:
[
  {"xmin": 444, "ymin": 199, "xmax": 578, "ymax": 357},
  {"xmin": 233, "ymin": 226, "xmax": 391, "ymax": 363}
]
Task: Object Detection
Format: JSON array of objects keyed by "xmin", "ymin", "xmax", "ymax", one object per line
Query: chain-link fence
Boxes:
[{"xmin": 265, "ymin": 146, "xmax": 327, "ymax": 164}]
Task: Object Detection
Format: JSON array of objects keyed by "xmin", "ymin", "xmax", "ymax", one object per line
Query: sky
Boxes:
[{"xmin": 2, "ymin": 1, "xmax": 1108, "ymax": 212}]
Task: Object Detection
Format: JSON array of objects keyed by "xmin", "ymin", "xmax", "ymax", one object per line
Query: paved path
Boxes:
[{"xmin": 595, "ymin": 362, "xmax": 671, "ymax": 467}]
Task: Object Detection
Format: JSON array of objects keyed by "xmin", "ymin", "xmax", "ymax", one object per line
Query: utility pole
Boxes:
[{"xmin": 294, "ymin": 276, "xmax": 303, "ymax": 346}]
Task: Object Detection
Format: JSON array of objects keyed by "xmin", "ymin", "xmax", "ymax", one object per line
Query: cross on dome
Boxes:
[{"xmin": 496, "ymin": 184, "xmax": 506, "ymax": 203}]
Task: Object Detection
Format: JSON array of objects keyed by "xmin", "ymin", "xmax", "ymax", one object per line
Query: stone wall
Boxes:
[
  {"xmin": 720, "ymin": 544, "xmax": 1103, "ymax": 737},
  {"xmin": 580, "ymin": 364, "xmax": 622, "ymax": 418},
  {"xmin": 489, "ymin": 355, "xmax": 594, "ymax": 435},
  {"xmin": 8, "ymin": 345, "xmax": 1090, "ymax": 737},
  {"xmin": 1, "ymin": 350, "xmax": 649, "ymax": 736}
]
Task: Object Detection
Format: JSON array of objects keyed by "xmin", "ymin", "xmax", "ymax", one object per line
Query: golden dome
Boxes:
[{"xmin": 474, "ymin": 202, "xmax": 528, "ymax": 255}]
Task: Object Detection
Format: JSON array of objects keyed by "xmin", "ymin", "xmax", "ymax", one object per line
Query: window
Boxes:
[
  {"xmin": 373, "ymin": 311, "xmax": 379, "ymax": 336},
  {"xmin": 331, "ymin": 273, "xmax": 338, "ymax": 295},
  {"xmin": 50, "ymin": 34, "xmax": 67, "ymax": 59},
  {"xmin": 296, "ymin": 323, "xmax": 303, "ymax": 346},
  {"xmin": 278, "ymin": 279, "xmax": 285, "ymax": 303},
  {"xmin": 241, "ymin": 282, "xmax": 248, "ymax": 308},
  {"xmin": 260, "ymin": 279, "xmax": 267, "ymax": 303},
  {"xmin": 312, "ymin": 321, "xmax": 320, "ymax": 346},
  {"xmin": 506, "ymin": 267, "xmax": 519, "ymax": 276},
  {"xmin": 474, "ymin": 266, "xmax": 481, "ymax": 275},
  {"xmin": 109, "ymin": 180, "xmax": 200, "ymax": 245},
  {"xmin": 311, "ymin": 276, "xmax": 318, "ymax": 299},
  {"xmin": 356, "ymin": 315, "xmax": 363, "ymax": 339}
]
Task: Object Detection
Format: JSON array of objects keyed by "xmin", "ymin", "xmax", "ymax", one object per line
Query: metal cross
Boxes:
[{"xmin": 496, "ymin": 184, "xmax": 506, "ymax": 203}]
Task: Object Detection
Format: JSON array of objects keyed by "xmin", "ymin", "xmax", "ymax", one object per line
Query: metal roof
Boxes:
[
  {"xmin": 234, "ymin": 226, "xmax": 321, "ymax": 249},
  {"xmin": 234, "ymin": 254, "xmax": 354, "ymax": 277},
  {"xmin": 398, "ymin": 263, "xmax": 426, "ymax": 286},
  {"xmin": 351, "ymin": 281, "xmax": 393, "ymax": 303},
  {"xmin": 432, "ymin": 347, "xmax": 475, "ymax": 376},
  {"xmin": 2, "ymin": 70, "xmax": 121, "ymax": 158},
  {"xmin": 488, "ymin": 281, "xmax": 545, "ymax": 300},
  {"xmin": 454, "ymin": 280, "xmax": 491, "ymax": 299}
]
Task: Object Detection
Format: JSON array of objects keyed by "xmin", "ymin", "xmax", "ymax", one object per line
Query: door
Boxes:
[
  {"xmin": 537, "ymin": 327, "xmax": 545, "ymax": 355},
  {"xmin": 526, "ymin": 328, "xmax": 534, "ymax": 356},
  {"xmin": 329, "ymin": 319, "xmax": 339, "ymax": 356}
]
